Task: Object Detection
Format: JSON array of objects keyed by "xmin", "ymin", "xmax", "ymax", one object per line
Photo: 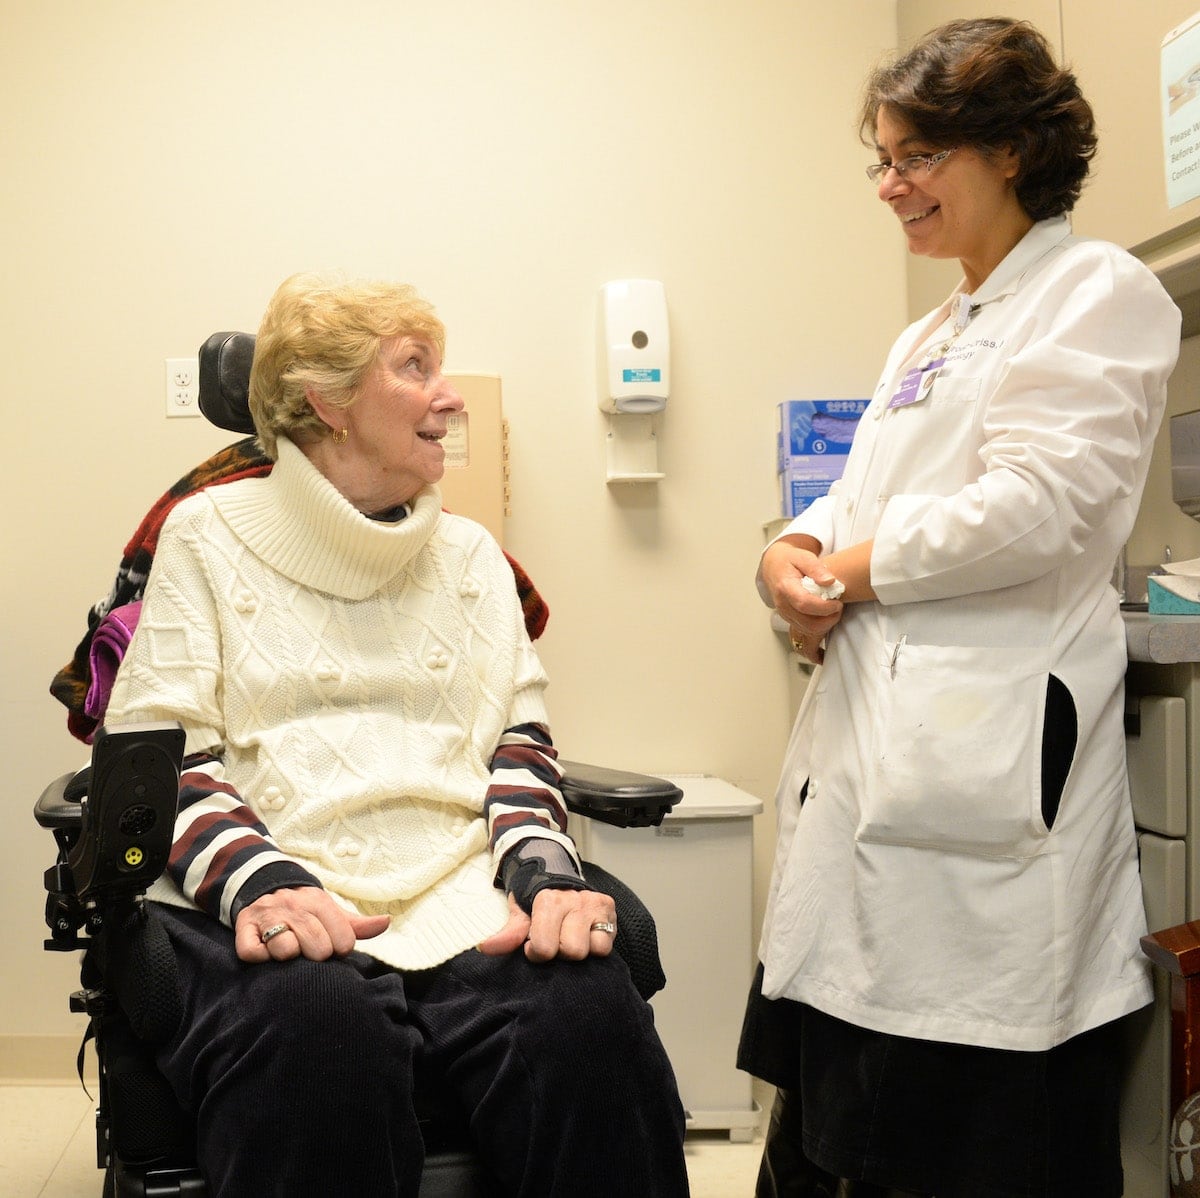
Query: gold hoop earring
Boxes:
[{"xmin": 332, "ymin": 427, "xmax": 348, "ymax": 445}]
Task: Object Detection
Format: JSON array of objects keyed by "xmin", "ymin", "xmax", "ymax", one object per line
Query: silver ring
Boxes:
[
  {"xmin": 590, "ymin": 921, "xmax": 617, "ymax": 935},
  {"xmin": 261, "ymin": 923, "xmax": 289, "ymax": 944}
]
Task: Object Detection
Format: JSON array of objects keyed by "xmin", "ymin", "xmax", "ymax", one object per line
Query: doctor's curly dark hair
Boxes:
[{"xmin": 859, "ymin": 18, "xmax": 1097, "ymax": 220}]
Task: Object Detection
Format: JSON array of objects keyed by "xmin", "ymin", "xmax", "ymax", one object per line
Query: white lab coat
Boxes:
[{"xmin": 760, "ymin": 217, "xmax": 1181, "ymax": 1051}]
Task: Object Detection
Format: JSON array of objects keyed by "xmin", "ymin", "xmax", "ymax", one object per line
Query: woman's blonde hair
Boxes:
[{"xmin": 248, "ymin": 272, "xmax": 446, "ymax": 459}]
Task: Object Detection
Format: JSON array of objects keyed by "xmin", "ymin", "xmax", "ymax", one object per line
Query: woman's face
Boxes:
[
  {"xmin": 872, "ymin": 105, "xmax": 1032, "ymax": 291},
  {"xmin": 339, "ymin": 335, "xmax": 464, "ymax": 509}
]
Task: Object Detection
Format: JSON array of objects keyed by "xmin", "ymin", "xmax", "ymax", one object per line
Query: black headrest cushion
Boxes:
[{"xmin": 198, "ymin": 331, "xmax": 257, "ymax": 435}]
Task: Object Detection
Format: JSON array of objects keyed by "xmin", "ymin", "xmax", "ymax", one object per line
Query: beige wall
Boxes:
[{"xmin": 1, "ymin": 1, "xmax": 903, "ymax": 1068}]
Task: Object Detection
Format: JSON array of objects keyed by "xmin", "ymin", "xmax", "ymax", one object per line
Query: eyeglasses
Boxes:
[{"xmin": 865, "ymin": 149, "xmax": 956, "ymax": 184}]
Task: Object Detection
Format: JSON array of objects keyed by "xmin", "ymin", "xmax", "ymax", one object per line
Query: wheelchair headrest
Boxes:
[{"xmin": 198, "ymin": 331, "xmax": 256, "ymax": 435}]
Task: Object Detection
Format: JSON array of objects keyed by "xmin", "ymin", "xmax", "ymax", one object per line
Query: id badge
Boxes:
[{"xmin": 888, "ymin": 357, "xmax": 944, "ymax": 409}]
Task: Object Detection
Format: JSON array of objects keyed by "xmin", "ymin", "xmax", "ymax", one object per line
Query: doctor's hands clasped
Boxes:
[{"xmin": 761, "ymin": 536, "xmax": 845, "ymax": 663}]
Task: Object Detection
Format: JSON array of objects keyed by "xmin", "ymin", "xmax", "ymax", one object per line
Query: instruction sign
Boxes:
[{"xmin": 1163, "ymin": 10, "xmax": 1200, "ymax": 207}]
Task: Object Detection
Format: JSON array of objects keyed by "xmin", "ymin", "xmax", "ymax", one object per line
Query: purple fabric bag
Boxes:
[{"xmin": 84, "ymin": 601, "xmax": 143, "ymax": 733}]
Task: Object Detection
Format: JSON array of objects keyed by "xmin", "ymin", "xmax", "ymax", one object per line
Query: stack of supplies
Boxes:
[
  {"xmin": 777, "ymin": 400, "xmax": 868, "ymax": 517},
  {"xmin": 1148, "ymin": 557, "xmax": 1200, "ymax": 614}
]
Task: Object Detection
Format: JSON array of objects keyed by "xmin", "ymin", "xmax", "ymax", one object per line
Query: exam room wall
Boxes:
[{"xmin": 0, "ymin": 1, "xmax": 903, "ymax": 1063}]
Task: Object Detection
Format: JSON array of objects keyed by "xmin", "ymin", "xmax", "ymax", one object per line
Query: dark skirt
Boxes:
[{"xmin": 738, "ymin": 966, "xmax": 1128, "ymax": 1198}]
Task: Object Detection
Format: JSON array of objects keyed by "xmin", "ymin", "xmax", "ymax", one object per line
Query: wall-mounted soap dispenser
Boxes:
[{"xmin": 597, "ymin": 279, "xmax": 669, "ymax": 482}]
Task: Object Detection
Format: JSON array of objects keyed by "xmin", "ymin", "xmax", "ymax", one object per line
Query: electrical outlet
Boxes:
[{"xmin": 165, "ymin": 357, "xmax": 200, "ymax": 418}]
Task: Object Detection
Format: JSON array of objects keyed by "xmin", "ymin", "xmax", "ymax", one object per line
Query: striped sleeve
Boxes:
[
  {"xmin": 170, "ymin": 753, "xmax": 321, "ymax": 925},
  {"xmin": 484, "ymin": 722, "xmax": 581, "ymax": 882}
]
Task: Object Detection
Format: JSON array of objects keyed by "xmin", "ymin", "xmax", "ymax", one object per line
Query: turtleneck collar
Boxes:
[{"xmin": 207, "ymin": 437, "xmax": 443, "ymax": 599}]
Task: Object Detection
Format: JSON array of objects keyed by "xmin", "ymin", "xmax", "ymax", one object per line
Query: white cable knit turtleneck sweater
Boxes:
[{"xmin": 106, "ymin": 437, "xmax": 566, "ymax": 969}]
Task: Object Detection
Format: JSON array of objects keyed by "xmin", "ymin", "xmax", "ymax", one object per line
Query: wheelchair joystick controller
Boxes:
[{"xmin": 67, "ymin": 722, "xmax": 185, "ymax": 906}]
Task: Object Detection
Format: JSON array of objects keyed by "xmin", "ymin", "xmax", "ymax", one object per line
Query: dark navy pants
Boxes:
[{"xmin": 153, "ymin": 904, "xmax": 689, "ymax": 1197}]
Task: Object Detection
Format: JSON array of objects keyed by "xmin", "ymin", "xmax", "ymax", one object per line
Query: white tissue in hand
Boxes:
[{"xmin": 800, "ymin": 576, "xmax": 845, "ymax": 600}]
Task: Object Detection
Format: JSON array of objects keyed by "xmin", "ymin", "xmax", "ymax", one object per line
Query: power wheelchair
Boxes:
[{"xmin": 37, "ymin": 330, "xmax": 684, "ymax": 1198}]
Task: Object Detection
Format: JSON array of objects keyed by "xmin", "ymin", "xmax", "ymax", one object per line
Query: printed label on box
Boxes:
[
  {"xmin": 781, "ymin": 468, "xmax": 851, "ymax": 518},
  {"xmin": 444, "ymin": 411, "xmax": 470, "ymax": 468}
]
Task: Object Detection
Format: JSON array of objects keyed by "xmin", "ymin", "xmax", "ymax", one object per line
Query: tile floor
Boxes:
[{"xmin": 0, "ymin": 1082, "xmax": 764, "ymax": 1197}]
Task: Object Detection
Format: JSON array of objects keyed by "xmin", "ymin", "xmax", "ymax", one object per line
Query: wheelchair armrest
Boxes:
[
  {"xmin": 36, "ymin": 724, "xmax": 184, "ymax": 909},
  {"xmin": 35, "ymin": 771, "xmax": 84, "ymax": 832},
  {"xmin": 558, "ymin": 761, "xmax": 682, "ymax": 829},
  {"xmin": 39, "ymin": 752, "xmax": 680, "ymax": 841}
]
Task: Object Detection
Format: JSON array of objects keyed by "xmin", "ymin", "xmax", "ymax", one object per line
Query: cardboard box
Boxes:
[{"xmin": 777, "ymin": 400, "xmax": 867, "ymax": 517}]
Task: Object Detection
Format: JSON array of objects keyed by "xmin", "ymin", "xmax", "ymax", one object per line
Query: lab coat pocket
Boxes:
[
  {"xmin": 876, "ymin": 376, "xmax": 982, "ymax": 496},
  {"xmin": 858, "ymin": 640, "xmax": 1050, "ymax": 857},
  {"xmin": 926, "ymin": 375, "xmax": 981, "ymax": 402}
]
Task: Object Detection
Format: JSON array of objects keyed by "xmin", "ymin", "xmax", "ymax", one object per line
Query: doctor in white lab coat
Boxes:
[{"xmin": 739, "ymin": 18, "xmax": 1181, "ymax": 1198}]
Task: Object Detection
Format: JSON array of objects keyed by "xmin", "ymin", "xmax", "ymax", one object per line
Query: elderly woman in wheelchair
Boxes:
[{"xmin": 98, "ymin": 272, "xmax": 690, "ymax": 1197}]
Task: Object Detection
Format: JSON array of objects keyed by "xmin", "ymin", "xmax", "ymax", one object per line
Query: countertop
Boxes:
[
  {"xmin": 1124, "ymin": 610, "xmax": 1200, "ymax": 663},
  {"xmin": 659, "ymin": 775, "xmax": 764, "ymax": 819}
]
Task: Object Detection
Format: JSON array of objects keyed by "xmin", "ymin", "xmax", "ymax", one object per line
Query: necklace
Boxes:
[{"xmin": 930, "ymin": 292, "xmax": 978, "ymax": 359}]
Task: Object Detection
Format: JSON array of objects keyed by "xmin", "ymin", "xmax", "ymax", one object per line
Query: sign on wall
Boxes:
[{"xmin": 1163, "ymin": 10, "xmax": 1200, "ymax": 208}]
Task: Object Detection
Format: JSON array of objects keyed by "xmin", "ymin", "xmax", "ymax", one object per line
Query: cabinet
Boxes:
[
  {"xmin": 573, "ymin": 776, "xmax": 763, "ymax": 1140},
  {"xmin": 1121, "ymin": 627, "xmax": 1200, "ymax": 1196},
  {"xmin": 1123, "ymin": 664, "xmax": 1194, "ymax": 1197}
]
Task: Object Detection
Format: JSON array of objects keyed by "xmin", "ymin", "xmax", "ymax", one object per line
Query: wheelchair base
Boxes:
[{"xmin": 102, "ymin": 1150, "xmax": 494, "ymax": 1197}]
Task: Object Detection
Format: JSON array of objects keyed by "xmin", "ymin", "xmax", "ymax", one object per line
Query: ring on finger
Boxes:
[
  {"xmin": 590, "ymin": 921, "xmax": 617, "ymax": 935},
  {"xmin": 261, "ymin": 923, "xmax": 290, "ymax": 944}
]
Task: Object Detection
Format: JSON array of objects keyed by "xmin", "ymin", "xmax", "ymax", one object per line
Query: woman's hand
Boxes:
[
  {"xmin": 476, "ymin": 888, "xmax": 618, "ymax": 962},
  {"xmin": 235, "ymin": 887, "xmax": 390, "ymax": 963},
  {"xmin": 761, "ymin": 536, "xmax": 845, "ymax": 663}
]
